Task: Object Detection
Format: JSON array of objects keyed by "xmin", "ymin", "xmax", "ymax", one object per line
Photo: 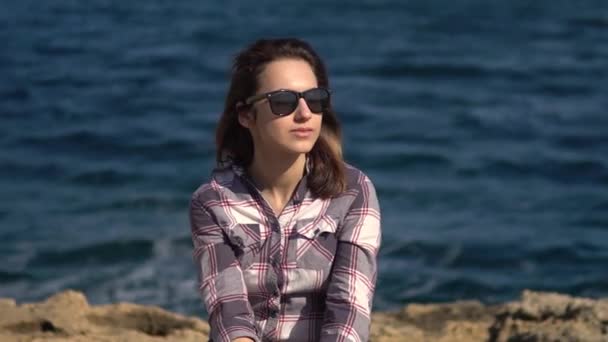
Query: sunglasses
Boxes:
[{"xmin": 244, "ymin": 87, "xmax": 331, "ymax": 116}]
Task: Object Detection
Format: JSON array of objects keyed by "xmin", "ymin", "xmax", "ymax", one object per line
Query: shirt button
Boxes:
[{"xmin": 269, "ymin": 309, "xmax": 278, "ymax": 318}]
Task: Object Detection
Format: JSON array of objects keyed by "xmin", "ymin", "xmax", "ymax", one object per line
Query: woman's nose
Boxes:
[{"xmin": 294, "ymin": 98, "xmax": 312, "ymax": 120}]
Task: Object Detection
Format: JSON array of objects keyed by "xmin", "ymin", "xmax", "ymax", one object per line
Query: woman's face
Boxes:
[{"xmin": 240, "ymin": 58, "xmax": 323, "ymax": 157}]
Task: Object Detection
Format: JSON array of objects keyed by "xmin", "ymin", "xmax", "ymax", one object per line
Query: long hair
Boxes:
[{"xmin": 215, "ymin": 38, "xmax": 346, "ymax": 199}]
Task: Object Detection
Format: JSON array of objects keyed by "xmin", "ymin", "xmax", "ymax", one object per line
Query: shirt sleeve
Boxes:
[
  {"xmin": 320, "ymin": 175, "xmax": 382, "ymax": 342},
  {"xmin": 189, "ymin": 193, "xmax": 259, "ymax": 342}
]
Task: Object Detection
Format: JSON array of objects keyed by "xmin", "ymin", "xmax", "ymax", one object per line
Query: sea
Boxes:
[{"xmin": 1, "ymin": 0, "xmax": 607, "ymax": 317}]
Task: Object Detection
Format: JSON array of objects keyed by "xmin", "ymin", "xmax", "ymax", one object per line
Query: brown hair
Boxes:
[{"xmin": 215, "ymin": 38, "xmax": 346, "ymax": 199}]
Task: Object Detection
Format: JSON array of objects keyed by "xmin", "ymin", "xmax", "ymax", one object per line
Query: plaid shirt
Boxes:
[{"xmin": 189, "ymin": 160, "xmax": 381, "ymax": 342}]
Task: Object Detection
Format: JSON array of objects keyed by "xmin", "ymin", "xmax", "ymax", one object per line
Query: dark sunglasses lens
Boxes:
[
  {"xmin": 269, "ymin": 91, "xmax": 298, "ymax": 115},
  {"xmin": 304, "ymin": 88, "xmax": 330, "ymax": 113}
]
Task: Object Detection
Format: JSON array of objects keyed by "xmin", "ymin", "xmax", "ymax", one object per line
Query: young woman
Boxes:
[{"xmin": 189, "ymin": 38, "xmax": 381, "ymax": 342}]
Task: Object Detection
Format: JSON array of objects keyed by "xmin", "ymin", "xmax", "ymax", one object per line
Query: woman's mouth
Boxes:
[{"xmin": 290, "ymin": 128, "xmax": 313, "ymax": 138}]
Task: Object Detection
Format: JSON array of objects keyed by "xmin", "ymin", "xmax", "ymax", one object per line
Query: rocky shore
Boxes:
[{"xmin": 1, "ymin": 290, "xmax": 606, "ymax": 341}]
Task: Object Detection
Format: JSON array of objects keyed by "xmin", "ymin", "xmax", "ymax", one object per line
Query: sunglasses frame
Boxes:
[{"xmin": 244, "ymin": 87, "xmax": 331, "ymax": 116}]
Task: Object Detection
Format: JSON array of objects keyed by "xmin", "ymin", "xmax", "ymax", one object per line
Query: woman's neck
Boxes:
[{"xmin": 247, "ymin": 150, "xmax": 306, "ymax": 215}]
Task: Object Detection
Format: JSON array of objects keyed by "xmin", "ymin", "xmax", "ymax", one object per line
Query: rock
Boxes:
[
  {"xmin": 0, "ymin": 290, "xmax": 209, "ymax": 341},
  {"xmin": 370, "ymin": 291, "xmax": 607, "ymax": 342},
  {"xmin": 489, "ymin": 290, "xmax": 608, "ymax": 342},
  {"xmin": 1, "ymin": 290, "xmax": 606, "ymax": 341},
  {"xmin": 370, "ymin": 299, "xmax": 498, "ymax": 341}
]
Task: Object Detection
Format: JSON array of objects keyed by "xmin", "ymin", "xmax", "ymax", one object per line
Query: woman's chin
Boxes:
[
  {"xmin": 266, "ymin": 139, "xmax": 317, "ymax": 156},
  {"xmin": 287, "ymin": 141, "xmax": 316, "ymax": 154}
]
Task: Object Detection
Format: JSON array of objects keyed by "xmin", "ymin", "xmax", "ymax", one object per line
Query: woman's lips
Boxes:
[{"xmin": 290, "ymin": 128, "xmax": 313, "ymax": 138}]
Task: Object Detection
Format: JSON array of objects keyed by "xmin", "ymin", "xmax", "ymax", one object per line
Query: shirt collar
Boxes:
[{"xmin": 227, "ymin": 154, "xmax": 312, "ymax": 201}]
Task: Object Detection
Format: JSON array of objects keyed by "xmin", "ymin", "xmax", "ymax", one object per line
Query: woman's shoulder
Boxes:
[
  {"xmin": 326, "ymin": 162, "xmax": 379, "ymax": 217},
  {"xmin": 342, "ymin": 161, "xmax": 376, "ymax": 192},
  {"xmin": 190, "ymin": 165, "xmax": 238, "ymax": 205}
]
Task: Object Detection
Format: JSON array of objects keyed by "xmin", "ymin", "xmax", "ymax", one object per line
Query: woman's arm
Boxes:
[
  {"xmin": 320, "ymin": 174, "xmax": 382, "ymax": 342},
  {"xmin": 189, "ymin": 193, "xmax": 259, "ymax": 342}
]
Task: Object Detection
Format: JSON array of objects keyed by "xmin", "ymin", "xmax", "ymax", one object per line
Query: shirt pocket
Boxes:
[
  {"xmin": 225, "ymin": 223, "xmax": 264, "ymax": 270},
  {"xmin": 291, "ymin": 216, "xmax": 339, "ymax": 270}
]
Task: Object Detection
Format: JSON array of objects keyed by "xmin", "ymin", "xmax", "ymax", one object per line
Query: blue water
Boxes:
[{"xmin": 1, "ymin": 0, "xmax": 607, "ymax": 316}]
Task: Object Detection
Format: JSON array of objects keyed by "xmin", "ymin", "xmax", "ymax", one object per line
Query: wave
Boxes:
[
  {"xmin": 67, "ymin": 195, "xmax": 187, "ymax": 213},
  {"xmin": 16, "ymin": 130, "xmax": 201, "ymax": 160},
  {"xmin": 528, "ymin": 243, "xmax": 608, "ymax": 265},
  {"xmin": 361, "ymin": 62, "xmax": 529, "ymax": 81},
  {"xmin": 550, "ymin": 134, "xmax": 608, "ymax": 150},
  {"xmin": 26, "ymin": 239, "xmax": 155, "ymax": 268},
  {"xmin": 18, "ymin": 130, "xmax": 122, "ymax": 152},
  {"xmin": 0, "ymin": 270, "xmax": 33, "ymax": 284},
  {"xmin": 0, "ymin": 86, "xmax": 30, "ymax": 102},
  {"xmin": 457, "ymin": 157, "xmax": 608, "ymax": 184},
  {"xmin": 367, "ymin": 152, "xmax": 452, "ymax": 171},
  {"xmin": 69, "ymin": 169, "xmax": 139, "ymax": 186},
  {"xmin": 382, "ymin": 240, "xmax": 522, "ymax": 269},
  {"xmin": 23, "ymin": 236, "xmax": 195, "ymax": 270},
  {"xmin": 0, "ymin": 160, "xmax": 67, "ymax": 179},
  {"xmin": 568, "ymin": 17, "xmax": 608, "ymax": 29},
  {"xmin": 534, "ymin": 82, "xmax": 594, "ymax": 97},
  {"xmin": 377, "ymin": 272, "xmax": 506, "ymax": 304},
  {"xmin": 1, "ymin": 159, "xmax": 148, "ymax": 187},
  {"xmin": 382, "ymin": 240, "xmax": 608, "ymax": 269}
]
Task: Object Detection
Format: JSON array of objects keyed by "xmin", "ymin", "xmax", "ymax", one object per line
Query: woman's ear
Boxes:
[{"xmin": 236, "ymin": 102, "xmax": 254, "ymax": 128}]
